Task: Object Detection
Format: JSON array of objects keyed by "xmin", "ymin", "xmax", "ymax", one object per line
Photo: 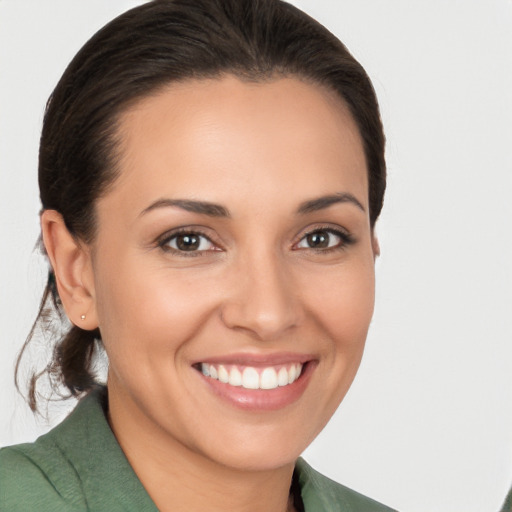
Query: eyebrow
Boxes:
[
  {"xmin": 297, "ymin": 193, "xmax": 366, "ymax": 214},
  {"xmin": 139, "ymin": 192, "xmax": 365, "ymax": 219},
  {"xmin": 140, "ymin": 198, "xmax": 231, "ymax": 218}
]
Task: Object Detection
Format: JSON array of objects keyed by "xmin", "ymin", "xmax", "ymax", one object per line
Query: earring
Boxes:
[{"xmin": 80, "ymin": 314, "xmax": 86, "ymax": 320}]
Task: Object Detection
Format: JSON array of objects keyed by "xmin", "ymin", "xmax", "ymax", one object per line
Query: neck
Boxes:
[{"xmin": 107, "ymin": 384, "xmax": 296, "ymax": 512}]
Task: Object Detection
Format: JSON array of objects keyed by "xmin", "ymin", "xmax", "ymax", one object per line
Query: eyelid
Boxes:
[
  {"xmin": 292, "ymin": 224, "xmax": 355, "ymax": 251},
  {"xmin": 156, "ymin": 226, "xmax": 222, "ymax": 254}
]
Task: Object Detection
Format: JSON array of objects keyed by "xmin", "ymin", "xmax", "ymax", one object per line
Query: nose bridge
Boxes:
[{"xmin": 221, "ymin": 245, "xmax": 300, "ymax": 340}]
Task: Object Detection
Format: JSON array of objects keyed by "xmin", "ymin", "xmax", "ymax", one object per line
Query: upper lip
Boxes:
[{"xmin": 193, "ymin": 352, "xmax": 315, "ymax": 367}]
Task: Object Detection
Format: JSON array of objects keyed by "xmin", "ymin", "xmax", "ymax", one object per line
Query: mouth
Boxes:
[
  {"xmin": 192, "ymin": 355, "xmax": 315, "ymax": 411},
  {"xmin": 197, "ymin": 362, "xmax": 304, "ymax": 390}
]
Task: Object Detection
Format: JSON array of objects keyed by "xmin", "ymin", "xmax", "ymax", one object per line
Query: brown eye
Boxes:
[
  {"xmin": 295, "ymin": 228, "xmax": 352, "ymax": 251},
  {"xmin": 163, "ymin": 232, "xmax": 216, "ymax": 252},
  {"xmin": 305, "ymin": 232, "xmax": 330, "ymax": 248},
  {"xmin": 176, "ymin": 234, "xmax": 200, "ymax": 251}
]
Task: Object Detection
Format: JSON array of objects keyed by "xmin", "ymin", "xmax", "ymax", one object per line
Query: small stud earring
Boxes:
[{"xmin": 80, "ymin": 314, "xmax": 86, "ymax": 320}]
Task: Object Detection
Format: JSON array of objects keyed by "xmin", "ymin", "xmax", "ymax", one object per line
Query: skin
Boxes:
[{"xmin": 42, "ymin": 76, "xmax": 378, "ymax": 512}]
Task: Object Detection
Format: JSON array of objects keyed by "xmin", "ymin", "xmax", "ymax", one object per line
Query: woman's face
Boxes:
[{"xmin": 88, "ymin": 76, "xmax": 376, "ymax": 471}]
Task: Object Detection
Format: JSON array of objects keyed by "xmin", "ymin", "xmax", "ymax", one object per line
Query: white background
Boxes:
[{"xmin": 1, "ymin": 1, "xmax": 511, "ymax": 511}]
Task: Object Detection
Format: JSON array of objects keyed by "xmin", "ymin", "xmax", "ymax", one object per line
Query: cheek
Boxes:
[
  {"xmin": 93, "ymin": 258, "xmax": 218, "ymax": 360},
  {"xmin": 305, "ymin": 260, "xmax": 375, "ymax": 347}
]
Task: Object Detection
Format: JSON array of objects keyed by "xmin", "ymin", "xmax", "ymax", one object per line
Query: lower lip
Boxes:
[{"xmin": 196, "ymin": 362, "xmax": 316, "ymax": 411}]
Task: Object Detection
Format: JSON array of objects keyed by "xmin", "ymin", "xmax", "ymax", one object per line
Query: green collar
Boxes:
[{"xmin": 46, "ymin": 386, "xmax": 158, "ymax": 511}]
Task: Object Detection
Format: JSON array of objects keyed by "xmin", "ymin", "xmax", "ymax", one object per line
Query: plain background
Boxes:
[{"xmin": 1, "ymin": 1, "xmax": 511, "ymax": 511}]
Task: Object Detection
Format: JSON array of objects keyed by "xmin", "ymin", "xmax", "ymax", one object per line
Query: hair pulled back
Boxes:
[{"xmin": 17, "ymin": 0, "xmax": 386, "ymax": 411}]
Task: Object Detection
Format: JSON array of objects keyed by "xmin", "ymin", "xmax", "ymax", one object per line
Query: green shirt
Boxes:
[{"xmin": 0, "ymin": 387, "xmax": 396, "ymax": 511}]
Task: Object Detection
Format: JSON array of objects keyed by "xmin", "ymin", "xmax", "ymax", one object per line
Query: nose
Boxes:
[{"xmin": 220, "ymin": 252, "xmax": 302, "ymax": 341}]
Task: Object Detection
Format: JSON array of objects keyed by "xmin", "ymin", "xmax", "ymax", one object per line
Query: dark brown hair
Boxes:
[{"xmin": 17, "ymin": 0, "xmax": 386, "ymax": 411}]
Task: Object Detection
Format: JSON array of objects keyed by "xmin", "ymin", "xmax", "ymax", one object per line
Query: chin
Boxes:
[
  {"xmin": 209, "ymin": 443, "xmax": 301, "ymax": 473},
  {"xmin": 194, "ymin": 417, "xmax": 325, "ymax": 473}
]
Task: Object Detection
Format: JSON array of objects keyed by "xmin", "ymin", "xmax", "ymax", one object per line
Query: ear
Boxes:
[
  {"xmin": 41, "ymin": 210, "xmax": 98, "ymax": 330},
  {"xmin": 372, "ymin": 233, "xmax": 381, "ymax": 260}
]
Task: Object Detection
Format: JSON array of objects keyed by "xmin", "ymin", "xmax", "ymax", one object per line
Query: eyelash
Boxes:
[
  {"xmin": 157, "ymin": 227, "xmax": 219, "ymax": 257},
  {"xmin": 156, "ymin": 225, "xmax": 355, "ymax": 257},
  {"xmin": 293, "ymin": 226, "xmax": 355, "ymax": 254}
]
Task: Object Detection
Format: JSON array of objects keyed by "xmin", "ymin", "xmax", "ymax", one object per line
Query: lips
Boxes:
[
  {"xmin": 193, "ymin": 354, "xmax": 315, "ymax": 411},
  {"xmin": 200, "ymin": 362, "xmax": 303, "ymax": 390}
]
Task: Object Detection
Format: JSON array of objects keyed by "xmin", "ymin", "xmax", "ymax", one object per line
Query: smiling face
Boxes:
[{"xmin": 86, "ymin": 75, "xmax": 376, "ymax": 472}]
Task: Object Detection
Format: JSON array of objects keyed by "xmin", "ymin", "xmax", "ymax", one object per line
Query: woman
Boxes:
[{"xmin": 0, "ymin": 0, "xmax": 394, "ymax": 510}]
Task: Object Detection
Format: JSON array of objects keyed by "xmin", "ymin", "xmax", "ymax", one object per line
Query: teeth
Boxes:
[
  {"xmin": 218, "ymin": 365, "xmax": 229, "ymax": 383},
  {"xmin": 288, "ymin": 364, "xmax": 297, "ymax": 384},
  {"xmin": 228, "ymin": 367, "xmax": 242, "ymax": 387},
  {"xmin": 277, "ymin": 367, "xmax": 289, "ymax": 387},
  {"xmin": 260, "ymin": 367, "xmax": 278, "ymax": 389},
  {"xmin": 200, "ymin": 362, "xmax": 303, "ymax": 390},
  {"xmin": 242, "ymin": 367, "xmax": 260, "ymax": 389}
]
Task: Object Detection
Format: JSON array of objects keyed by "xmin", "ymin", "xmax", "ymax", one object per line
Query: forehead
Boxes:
[{"xmin": 104, "ymin": 75, "xmax": 368, "ymax": 217}]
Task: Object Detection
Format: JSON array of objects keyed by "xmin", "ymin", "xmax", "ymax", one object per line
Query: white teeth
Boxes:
[
  {"xmin": 260, "ymin": 367, "xmax": 278, "ymax": 389},
  {"xmin": 277, "ymin": 367, "xmax": 289, "ymax": 387},
  {"xmin": 288, "ymin": 364, "xmax": 297, "ymax": 384},
  {"xmin": 242, "ymin": 367, "xmax": 260, "ymax": 389},
  {"xmin": 228, "ymin": 367, "xmax": 242, "ymax": 386},
  {"xmin": 200, "ymin": 363, "xmax": 303, "ymax": 390},
  {"xmin": 218, "ymin": 365, "xmax": 229, "ymax": 383}
]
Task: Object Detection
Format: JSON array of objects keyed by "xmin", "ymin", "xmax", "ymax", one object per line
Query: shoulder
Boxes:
[
  {"xmin": 0, "ymin": 441, "xmax": 86, "ymax": 511},
  {"xmin": 0, "ymin": 387, "xmax": 158, "ymax": 512},
  {"xmin": 0, "ymin": 391, "xmax": 102, "ymax": 511},
  {"xmin": 0, "ymin": 389, "xmax": 106, "ymax": 511},
  {"xmin": 296, "ymin": 458, "xmax": 398, "ymax": 512}
]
